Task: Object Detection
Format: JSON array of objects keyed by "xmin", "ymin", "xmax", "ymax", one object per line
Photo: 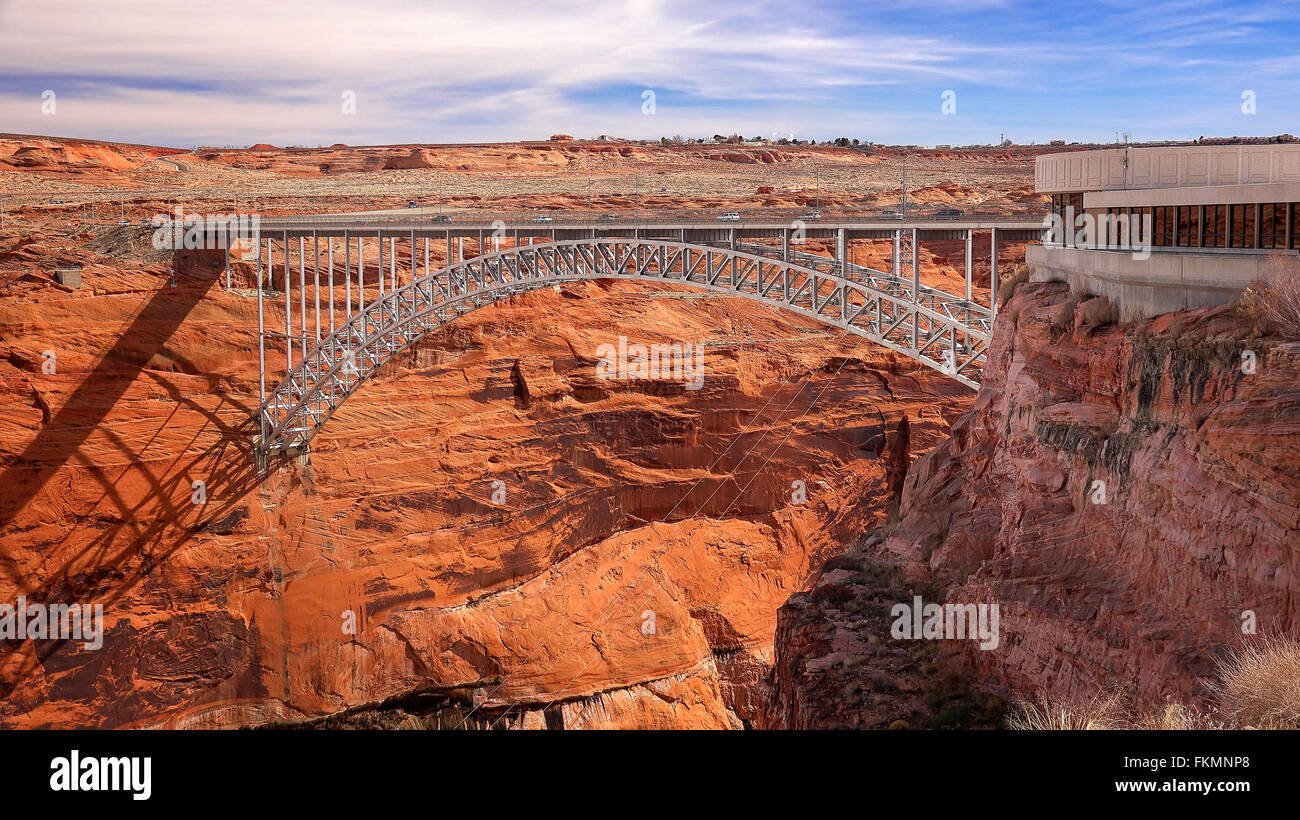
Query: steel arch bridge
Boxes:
[{"xmin": 255, "ymin": 238, "xmax": 990, "ymax": 458}]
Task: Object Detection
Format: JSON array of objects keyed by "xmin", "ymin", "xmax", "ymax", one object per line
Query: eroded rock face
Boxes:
[{"xmin": 765, "ymin": 281, "xmax": 1300, "ymax": 727}]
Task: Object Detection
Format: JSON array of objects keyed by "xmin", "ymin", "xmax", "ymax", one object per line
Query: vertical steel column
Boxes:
[
  {"xmin": 327, "ymin": 236, "xmax": 335, "ymax": 336},
  {"xmin": 457, "ymin": 236, "xmax": 464, "ymax": 263},
  {"xmin": 782, "ymin": 228, "xmax": 790, "ymax": 262},
  {"xmin": 312, "ymin": 230, "xmax": 320, "ymax": 345},
  {"xmin": 298, "ymin": 236, "xmax": 307, "ymax": 359},
  {"xmin": 283, "ymin": 230, "xmax": 292, "ymax": 372},
  {"xmin": 344, "ymin": 230, "xmax": 352, "ymax": 323},
  {"xmin": 964, "ymin": 228, "xmax": 973, "ymax": 303},
  {"xmin": 893, "ymin": 229, "xmax": 900, "ymax": 277},
  {"xmin": 257, "ymin": 237, "xmax": 266, "ymax": 437},
  {"xmin": 990, "ymin": 227, "xmax": 999, "ymax": 317},
  {"xmin": 836, "ymin": 228, "xmax": 848, "ymax": 279},
  {"xmin": 911, "ymin": 227, "xmax": 920, "ymax": 351},
  {"xmin": 377, "ymin": 230, "xmax": 384, "ymax": 303},
  {"xmin": 390, "ymin": 235, "xmax": 397, "ymax": 291},
  {"xmin": 445, "ymin": 232, "xmax": 452, "ymax": 271},
  {"xmin": 358, "ymin": 235, "xmax": 365, "ymax": 319}
]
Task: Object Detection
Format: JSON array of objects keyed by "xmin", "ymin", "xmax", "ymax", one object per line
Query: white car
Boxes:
[
  {"xmin": 532, "ymin": 215, "xmax": 555, "ymax": 223},
  {"xmin": 716, "ymin": 212, "xmax": 741, "ymax": 221}
]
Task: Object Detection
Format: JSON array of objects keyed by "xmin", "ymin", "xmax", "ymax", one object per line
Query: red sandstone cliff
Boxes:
[{"xmin": 763, "ymin": 281, "xmax": 1300, "ymax": 727}]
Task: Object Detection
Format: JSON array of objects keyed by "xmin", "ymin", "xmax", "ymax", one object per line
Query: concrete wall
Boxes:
[
  {"xmin": 1036, "ymin": 144, "xmax": 1300, "ymax": 194},
  {"xmin": 1026, "ymin": 244, "xmax": 1294, "ymax": 321}
]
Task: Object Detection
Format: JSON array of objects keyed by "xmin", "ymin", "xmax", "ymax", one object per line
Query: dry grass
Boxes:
[
  {"xmin": 1006, "ymin": 690, "xmax": 1126, "ymax": 730},
  {"xmin": 1215, "ymin": 635, "xmax": 1300, "ymax": 729},
  {"xmin": 1240, "ymin": 253, "xmax": 1300, "ymax": 338},
  {"xmin": 1130, "ymin": 702, "xmax": 1224, "ymax": 731},
  {"xmin": 1008, "ymin": 636, "xmax": 1300, "ymax": 730},
  {"xmin": 997, "ymin": 263, "xmax": 1032, "ymax": 307}
]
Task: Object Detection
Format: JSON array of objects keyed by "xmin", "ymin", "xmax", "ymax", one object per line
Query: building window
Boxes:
[
  {"xmin": 1291, "ymin": 203, "xmax": 1299, "ymax": 250},
  {"xmin": 1203, "ymin": 205, "xmax": 1226, "ymax": 248},
  {"xmin": 1176, "ymin": 205, "xmax": 1199, "ymax": 247},
  {"xmin": 1153, "ymin": 206, "xmax": 1174, "ymax": 246},
  {"xmin": 1261, "ymin": 203, "xmax": 1286, "ymax": 249},
  {"xmin": 1229, "ymin": 204, "xmax": 1255, "ymax": 248}
]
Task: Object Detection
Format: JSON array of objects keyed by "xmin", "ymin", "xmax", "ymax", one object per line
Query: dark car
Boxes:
[
  {"xmin": 431, "ymin": 214, "xmax": 452, "ymax": 223},
  {"xmin": 936, "ymin": 208, "xmax": 963, "ymax": 218}
]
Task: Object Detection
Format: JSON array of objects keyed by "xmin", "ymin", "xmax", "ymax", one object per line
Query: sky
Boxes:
[{"xmin": 0, "ymin": 0, "xmax": 1296, "ymax": 148}]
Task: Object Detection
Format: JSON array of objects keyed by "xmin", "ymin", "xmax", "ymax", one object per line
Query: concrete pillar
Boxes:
[
  {"xmin": 729, "ymin": 228, "xmax": 736, "ymax": 250},
  {"xmin": 782, "ymin": 228, "xmax": 790, "ymax": 262},
  {"xmin": 892, "ymin": 230, "xmax": 900, "ymax": 276},
  {"xmin": 458, "ymin": 236, "xmax": 464, "ymax": 263}
]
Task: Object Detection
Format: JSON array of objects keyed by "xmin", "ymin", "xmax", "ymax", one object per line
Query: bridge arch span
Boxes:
[{"xmin": 256, "ymin": 238, "xmax": 988, "ymax": 456}]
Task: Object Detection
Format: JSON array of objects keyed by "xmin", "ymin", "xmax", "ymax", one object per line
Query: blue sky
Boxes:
[{"xmin": 0, "ymin": 0, "xmax": 1296, "ymax": 148}]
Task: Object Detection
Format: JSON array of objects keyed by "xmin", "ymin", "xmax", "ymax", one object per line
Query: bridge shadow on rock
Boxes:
[{"xmin": 0, "ymin": 251, "xmax": 265, "ymax": 705}]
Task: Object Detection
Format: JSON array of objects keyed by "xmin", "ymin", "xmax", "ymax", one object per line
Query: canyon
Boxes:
[
  {"xmin": 6, "ymin": 136, "xmax": 1291, "ymax": 730},
  {"xmin": 763, "ymin": 280, "xmax": 1300, "ymax": 728}
]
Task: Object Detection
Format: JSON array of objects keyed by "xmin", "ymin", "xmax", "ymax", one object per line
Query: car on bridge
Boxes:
[
  {"xmin": 936, "ymin": 208, "xmax": 963, "ymax": 218},
  {"xmin": 598, "ymin": 213, "xmax": 618, "ymax": 221},
  {"xmin": 431, "ymin": 214, "xmax": 452, "ymax": 223},
  {"xmin": 532, "ymin": 214, "xmax": 555, "ymax": 222},
  {"xmin": 716, "ymin": 212, "xmax": 741, "ymax": 221},
  {"xmin": 407, "ymin": 201, "xmax": 419, "ymax": 208},
  {"xmin": 880, "ymin": 209, "xmax": 904, "ymax": 219},
  {"xmin": 800, "ymin": 211, "xmax": 822, "ymax": 220}
]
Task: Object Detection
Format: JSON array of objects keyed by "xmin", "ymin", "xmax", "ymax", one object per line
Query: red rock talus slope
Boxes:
[
  {"xmin": 764, "ymin": 281, "xmax": 1300, "ymax": 726},
  {"xmin": 0, "ymin": 232, "xmax": 972, "ymax": 728}
]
